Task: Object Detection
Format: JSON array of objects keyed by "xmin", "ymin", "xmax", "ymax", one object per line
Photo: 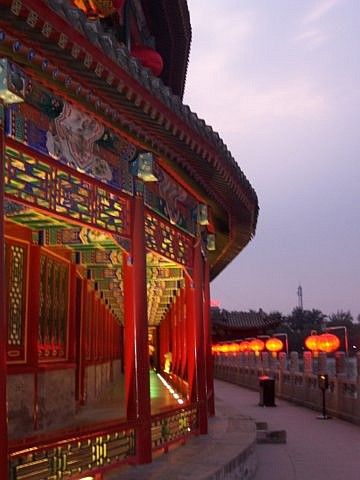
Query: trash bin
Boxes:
[{"xmin": 258, "ymin": 375, "xmax": 276, "ymax": 407}]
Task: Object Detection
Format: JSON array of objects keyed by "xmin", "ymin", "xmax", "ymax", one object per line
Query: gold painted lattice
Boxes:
[
  {"xmin": 6, "ymin": 241, "xmax": 27, "ymax": 362},
  {"xmin": 151, "ymin": 407, "xmax": 198, "ymax": 449},
  {"xmin": 4, "ymin": 146, "xmax": 130, "ymax": 236},
  {"xmin": 145, "ymin": 213, "xmax": 193, "ymax": 268},
  {"xmin": 10, "ymin": 428, "xmax": 135, "ymax": 480},
  {"xmin": 7, "ymin": 244, "xmax": 24, "ymax": 346}
]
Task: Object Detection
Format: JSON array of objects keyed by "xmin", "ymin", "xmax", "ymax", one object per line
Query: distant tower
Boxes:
[{"xmin": 297, "ymin": 285, "xmax": 303, "ymax": 310}]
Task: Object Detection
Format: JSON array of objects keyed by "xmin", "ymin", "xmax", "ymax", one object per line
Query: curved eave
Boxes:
[{"xmin": 0, "ymin": 0, "xmax": 258, "ymax": 279}]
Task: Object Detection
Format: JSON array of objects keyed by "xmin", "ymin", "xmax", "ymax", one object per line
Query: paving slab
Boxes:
[{"xmin": 105, "ymin": 403, "xmax": 257, "ymax": 480}]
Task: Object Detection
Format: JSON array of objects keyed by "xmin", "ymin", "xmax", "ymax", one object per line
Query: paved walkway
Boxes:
[
  {"xmin": 215, "ymin": 380, "xmax": 360, "ymax": 480},
  {"xmin": 103, "ymin": 378, "xmax": 360, "ymax": 479}
]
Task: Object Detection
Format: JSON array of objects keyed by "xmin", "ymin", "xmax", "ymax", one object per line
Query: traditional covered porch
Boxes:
[
  {"xmin": 2, "ymin": 135, "xmax": 213, "ymax": 477},
  {"xmin": 0, "ymin": 1, "xmax": 258, "ymax": 478}
]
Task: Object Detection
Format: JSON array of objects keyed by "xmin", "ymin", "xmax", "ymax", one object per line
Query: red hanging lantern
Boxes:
[
  {"xmin": 305, "ymin": 334, "xmax": 320, "ymax": 353},
  {"xmin": 249, "ymin": 338, "xmax": 265, "ymax": 356},
  {"xmin": 318, "ymin": 333, "xmax": 340, "ymax": 353},
  {"xmin": 220, "ymin": 344, "xmax": 230, "ymax": 354},
  {"xmin": 73, "ymin": 0, "xmax": 125, "ymax": 19},
  {"xmin": 228, "ymin": 342, "xmax": 239, "ymax": 354},
  {"xmin": 239, "ymin": 341, "xmax": 250, "ymax": 352},
  {"xmin": 112, "ymin": 0, "xmax": 125, "ymax": 8},
  {"xmin": 131, "ymin": 45, "xmax": 164, "ymax": 77},
  {"xmin": 265, "ymin": 338, "xmax": 283, "ymax": 356}
]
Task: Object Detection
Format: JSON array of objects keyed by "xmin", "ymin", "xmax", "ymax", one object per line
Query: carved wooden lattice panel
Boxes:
[
  {"xmin": 9, "ymin": 428, "xmax": 135, "ymax": 480},
  {"xmin": 38, "ymin": 253, "xmax": 69, "ymax": 360},
  {"xmin": 5, "ymin": 239, "xmax": 27, "ymax": 363},
  {"xmin": 4, "ymin": 146, "xmax": 130, "ymax": 236},
  {"xmin": 145, "ymin": 213, "xmax": 193, "ymax": 268}
]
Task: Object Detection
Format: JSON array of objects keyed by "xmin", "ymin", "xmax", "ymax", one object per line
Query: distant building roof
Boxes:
[{"xmin": 211, "ymin": 308, "xmax": 281, "ymax": 339}]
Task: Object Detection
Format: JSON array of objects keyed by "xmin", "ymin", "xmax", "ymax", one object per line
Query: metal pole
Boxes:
[
  {"xmin": 322, "ymin": 388, "xmax": 326, "ymax": 418},
  {"xmin": 274, "ymin": 333, "xmax": 289, "ymax": 354}
]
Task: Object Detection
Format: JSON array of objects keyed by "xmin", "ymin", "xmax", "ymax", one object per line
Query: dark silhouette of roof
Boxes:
[{"xmin": 211, "ymin": 308, "xmax": 280, "ymax": 331}]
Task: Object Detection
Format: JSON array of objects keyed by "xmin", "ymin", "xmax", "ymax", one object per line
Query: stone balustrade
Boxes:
[{"xmin": 214, "ymin": 352, "xmax": 360, "ymax": 424}]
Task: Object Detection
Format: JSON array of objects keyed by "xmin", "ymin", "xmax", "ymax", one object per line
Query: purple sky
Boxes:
[{"xmin": 184, "ymin": 0, "xmax": 360, "ymax": 317}]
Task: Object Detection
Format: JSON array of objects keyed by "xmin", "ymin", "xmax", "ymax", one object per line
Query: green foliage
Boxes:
[
  {"xmin": 264, "ymin": 308, "xmax": 360, "ymax": 354},
  {"xmin": 287, "ymin": 307, "xmax": 326, "ymax": 333},
  {"xmin": 327, "ymin": 310, "xmax": 353, "ymax": 327}
]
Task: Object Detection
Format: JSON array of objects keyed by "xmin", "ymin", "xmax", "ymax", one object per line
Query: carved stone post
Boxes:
[
  {"xmin": 303, "ymin": 352, "xmax": 313, "ymax": 374},
  {"xmin": 356, "ymin": 352, "xmax": 360, "ymax": 378},
  {"xmin": 261, "ymin": 352, "xmax": 270, "ymax": 370},
  {"xmin": 318, "ymin": 352, "xmax": 328, "ymax": 374},
  {"xmin": 248, "ymin": 351, "xmax": 256, "ymax": 368},
  {"xmin": 290, "ymin": 352, "xmax": 299, "ymax": 372},
  {"xmin": 279, "ymin": 352, "xmax": 287, "ymax": 371},
  {"xmin": 335, "ymin": 351, "xmax": 346, "ymax": 376}
]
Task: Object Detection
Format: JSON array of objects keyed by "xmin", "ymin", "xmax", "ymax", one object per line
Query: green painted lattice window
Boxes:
[{"xmin": 5, "ymin": 240, "xmax": 27, "ymax": 363}]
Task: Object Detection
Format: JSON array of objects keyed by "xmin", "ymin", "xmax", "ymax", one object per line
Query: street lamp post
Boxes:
[
  {"xmin": 325, "ymin": 326, "xmax": 349, "ymax": 356},
  {"xmin": 274, "ymin": 332, "xmax": 289, "ymax": 354}
]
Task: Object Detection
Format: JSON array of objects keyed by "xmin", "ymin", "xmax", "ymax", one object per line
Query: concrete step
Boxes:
[{"xmin": 256, "ymin": 422, "xmax": 287, "ymax": 444}]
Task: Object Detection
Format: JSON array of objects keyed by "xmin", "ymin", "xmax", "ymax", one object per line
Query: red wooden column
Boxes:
[
  {"xmin": 76, "ymin": 278, "xmax": 87, "ymax": 405},
  {"xmin": 185, "ymin": 275, "xmax": 195, "ymax": 402},
  {"xmin": 203, "ymin": 259, "xmax": 215, "ymax": 416},
  {"xmin": 67, "ymin": 263, "xmax": 77, "ymax": 363},
  {"xmin": 176, "ymin": 292, "xmax": 182, "ymax": 376},
  {"xmin": 119, "ymin": 324, "xmax": 124, "ymax": 373},
  {"xmin": 0, "ymin": 109, "xmax": 8, "ymax": 479},
  {"xmin": 123, "ymin": 194, "xmax": 151, "ymax": 464},
  {"xmin": 27, "ymin": 245, "xmax": 41, "ymax": 429},
  {"xmin": 179, "ymin": 288, "xmax": 187, "ymax": 379},
  {"xmin": 159, "ymin": 312, "xmax": 170, "ymax": 371},
  {"xmin": 175, "ymin": 291, "xmax": 181, "ymax": 377},
  {"xmin": 155, "ymin": 325, "xmax": 160, "ymax": 371},
  {"xmin": 186, "ymin": 241, "xmax": 208, "ymax": 434},
  {"xmin": 171, "ymin": 298, "xmax": 178, "ymax": 375},
  {"xmin": 170, "ymin": 303, "xmax": 177, "ymax": 373}
]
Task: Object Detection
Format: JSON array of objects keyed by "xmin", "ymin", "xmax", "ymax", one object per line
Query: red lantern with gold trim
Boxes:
[
  {"xmin": 239, "ymin": 341, "xmax": 250, "ymax": 352},
  {"xmin": 265, "ymin": 337, "xmax": 283, "ymax": 357},
  {"xmin": 305, "ymin": 334, "xmax": 320, "ymax": 353},
  {"xmin": 249, "ymin": 338, "xmax": 265, "ymax": 356},
  {"xmin": 221, "ymin": 344, "xmax": 231, "ymax": 354},
  {"xmin": 228, "ymin": 342, "xmax": 239, "ymax": 354},
  {"xmin": 131, "ymin": 45, "xmax": 164, "ymax": 77},
  {"xmin": 318, "ymin": 333, "xmax": 340, "ymax": 353}
]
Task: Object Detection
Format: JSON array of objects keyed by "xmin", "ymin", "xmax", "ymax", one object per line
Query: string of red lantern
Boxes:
[{"xmin": 304, "ymin": 333, "xmax": 340, "ymax": 353}]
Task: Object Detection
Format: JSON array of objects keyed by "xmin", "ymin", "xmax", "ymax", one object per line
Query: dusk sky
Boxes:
[{"xmin": 184, "ymin": 0, "xmax": 360, "ymax": 317}]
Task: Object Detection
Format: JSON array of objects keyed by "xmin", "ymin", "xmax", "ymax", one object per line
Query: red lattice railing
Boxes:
[
  {"xmin": 151, "ymin": 404, "xmax": 199, "ymax": 451},
  {"xmin": 9, "ymin": 421, "xmax": 136, "ymax": 480}
]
